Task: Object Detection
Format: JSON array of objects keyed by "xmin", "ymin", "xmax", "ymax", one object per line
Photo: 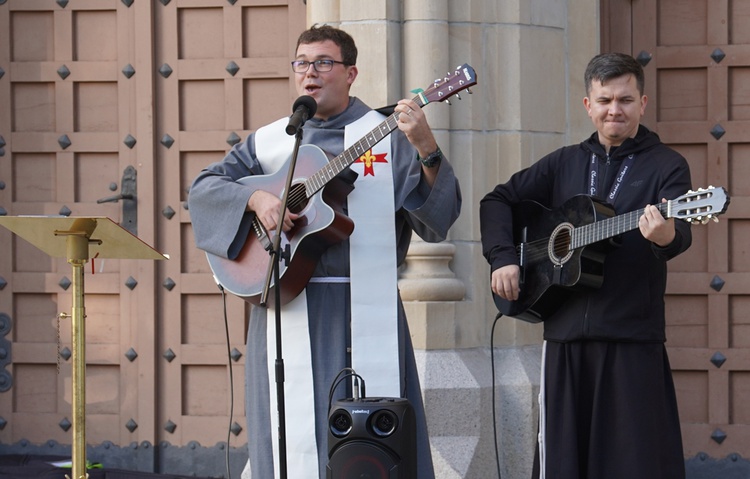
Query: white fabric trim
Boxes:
[
  {"xmin": 308, "ymin": 276, "xmax": 350, "ymax": 283},
  {"xmin": 256, "ymin": 120, "xmax": 317, "ymax": 479},
  {"xmin": 539, "ymin": 340, "xmax": 548, "ymax": 479},
  {"xmin": 254, "ymin": 118, "xmax": 296, "ymax": 174},
  {"xmin": 346, "ymin": 110, "xmax": 400, "ymax": 398},
  {"xmin": 267, "ymin": 295, "xmax": 318, "ymax": 478}
]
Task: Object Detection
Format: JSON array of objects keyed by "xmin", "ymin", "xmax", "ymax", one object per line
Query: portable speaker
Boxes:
[{"xmin": 326, "ymin": 397, "xmax": 416, "ymax": 479}]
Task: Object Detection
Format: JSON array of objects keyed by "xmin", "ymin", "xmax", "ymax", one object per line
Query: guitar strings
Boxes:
[
  {"xmin": 282, "ymin": 94, "xmax": 428, "ymax": 215},
  {"xmin": 514, "ymin": 204, "xmax": 670, "ymax": 263},
  {"xmin": 250, "ymin": 77, "xmax": 468, "ymax": 241}
]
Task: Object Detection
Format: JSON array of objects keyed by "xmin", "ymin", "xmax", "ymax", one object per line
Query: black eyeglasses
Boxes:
[{"xmin": 291, "ymin": 59, "xmax": 349, "ymax": 73}]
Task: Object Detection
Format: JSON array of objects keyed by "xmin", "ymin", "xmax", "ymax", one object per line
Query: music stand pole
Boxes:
[
  {"xmin": 0, "ymin": 216, "xmax": 167, "ymax": 479},
  {"xmin": 259, "ymin": 125, "xmax": 306, "ymax": 479},
  {"xmin": 65, "ymin": 230, "xmax": 92, "ymax": 479}
]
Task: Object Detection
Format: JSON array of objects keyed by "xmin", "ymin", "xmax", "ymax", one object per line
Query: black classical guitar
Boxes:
[
  {"xmin": 207, "ymin": 64, "xmax": 477, "ymax": 305},
  {"xmin": 494, "ymin": 187, "xmax": 730, "ymax": 323}
]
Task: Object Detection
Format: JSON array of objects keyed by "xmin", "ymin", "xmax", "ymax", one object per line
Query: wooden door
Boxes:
[
  {"xmin": 0, "ymin": 0, "xmax": 305, "ymax": 474},
  {"xmin": 604, "ymin": 0, "xmax": 750, "ymax": 461},
  {"xmin": 153, "ymin": 0, "xmax": 305, "ymax": 451},
  {"xmin": 0, "ymin": 0, "xmax": 161, "ymax": 450}
]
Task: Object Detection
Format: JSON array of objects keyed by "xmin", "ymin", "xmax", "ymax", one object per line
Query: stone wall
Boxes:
[{"xmin": 306, "ymin": 1, "xmax": 598, "ymax": 476}]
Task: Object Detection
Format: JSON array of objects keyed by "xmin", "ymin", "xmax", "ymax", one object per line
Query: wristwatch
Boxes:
[{"xmin": 418, "ymin": 147, "xmax": 442, "ymax": 168}]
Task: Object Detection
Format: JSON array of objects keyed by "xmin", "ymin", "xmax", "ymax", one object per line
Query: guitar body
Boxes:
[
  {"xmin": 494, "ymin": 195, "xmax": 615, "ymax": 323},
  {"xmin": 206, "ymin": 144, "xmax": 355, "ymax": 305}
]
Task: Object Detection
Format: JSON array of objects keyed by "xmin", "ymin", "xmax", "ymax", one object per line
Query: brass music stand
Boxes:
[{"xmin": 0, "ymin": 216, "xmax": 168, "ymax": 479}]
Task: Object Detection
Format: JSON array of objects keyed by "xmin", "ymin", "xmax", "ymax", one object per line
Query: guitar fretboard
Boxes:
[
  {"xmin": 302, "ymin": 94, "xmax": 428, "ymax": 198},
  {"xmin": 571, "ymin": 202, "xmax": 669, "ymax": 249}
]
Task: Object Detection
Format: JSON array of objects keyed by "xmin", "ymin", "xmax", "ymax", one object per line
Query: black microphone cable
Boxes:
[
  {"xmin": 491, "ymin": 312, "xmax": 503, "ymax": 479},
  {"xmin": 327, "ymin": 367, "xmax": 366, "ymax": 413},
  {"xmin": 218, "ymin": 282, "xmax": 234, "ymax": 479}
]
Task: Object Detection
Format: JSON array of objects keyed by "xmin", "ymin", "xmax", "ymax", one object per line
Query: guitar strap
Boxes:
[
  {"xmin": 588, "ymin": 153, "xmax": 635, "ymax": 202},
  {"xmin": 254, "ymin": 110, "xmax": 398, "ymax": 478}
]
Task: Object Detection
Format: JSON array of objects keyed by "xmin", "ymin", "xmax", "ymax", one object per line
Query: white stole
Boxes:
[
  {"xmin": 253, "ymin": 111, "xmax": 400, "ymax": 478},
  {"xmin": 346, "ymin": 110, "xmax": 400, "ymax": 399}
]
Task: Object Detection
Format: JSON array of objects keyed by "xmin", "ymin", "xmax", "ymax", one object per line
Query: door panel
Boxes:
[
  {"xmin": 154, "ymin": 0, "xmax": 304, "ymax": 448},
  {"xmin": 0, "ymin": 0, "xmax": 305, "ymax": 468},
  {"xmin": 605, "ymin": 0, "xmax": 749, "ymax": 460}
]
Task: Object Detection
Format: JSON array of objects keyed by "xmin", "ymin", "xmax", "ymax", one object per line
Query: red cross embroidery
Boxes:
[{"xmin": 356, "ymin": 149, "xmax": 388, "ymax": 176}]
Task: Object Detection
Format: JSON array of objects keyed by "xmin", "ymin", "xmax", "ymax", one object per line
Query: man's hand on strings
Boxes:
[{"xmin": 247, "ymin": 190, "xmax": 299, "ymax": 232}]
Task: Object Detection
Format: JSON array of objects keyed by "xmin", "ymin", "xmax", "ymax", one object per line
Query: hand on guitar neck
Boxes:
[
  {"xmin": 638, "ymin": 199, "xmax": 674, "ymax": 247},
  {"xmin": 395, "ymin": 98, "xmax": 441, "ymax": 187}
]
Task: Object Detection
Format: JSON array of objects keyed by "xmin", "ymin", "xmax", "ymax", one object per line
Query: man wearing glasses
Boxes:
[{"xmin": 188, "ymin": 24, "xmax": 461, "ymax": 479}]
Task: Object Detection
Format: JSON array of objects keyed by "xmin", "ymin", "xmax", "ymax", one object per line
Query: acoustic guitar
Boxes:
[
  {"xmin": 208, "ymin": 64, "xmax": 478, "ymax": 305},
  {"xmin": 493, "ymin": 186, "xmax": 730, "ymax": 323}
]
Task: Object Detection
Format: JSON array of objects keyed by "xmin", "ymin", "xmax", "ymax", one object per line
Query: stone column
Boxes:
[
  {"xmin": 399, "ymin": 240, "xmax": 465, "ymax": 350},
  {"xmin": 399, "ymin": 0, "xmax": 462, "ymax": 350}
]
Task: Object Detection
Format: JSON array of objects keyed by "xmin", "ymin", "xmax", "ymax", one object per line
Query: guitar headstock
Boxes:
[
  {"xmin": 671, "ymin": 186, "xmax": 730, "ymax": 224},
  {"xmin": 420, "ymin": 64, "xmax": 478, "ymax": 105}
]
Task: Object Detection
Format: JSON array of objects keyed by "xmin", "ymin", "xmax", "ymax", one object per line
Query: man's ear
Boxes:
[{"xmin": 347, "ymin": 65, "xmax": 358, "ymax": 86}]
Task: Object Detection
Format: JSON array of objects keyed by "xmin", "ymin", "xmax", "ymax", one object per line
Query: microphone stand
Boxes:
[{"xmin": 259, "ymin": 125, "xmax": 306, "ymax": 479}]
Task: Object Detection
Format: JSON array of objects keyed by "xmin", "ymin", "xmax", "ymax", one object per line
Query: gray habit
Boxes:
[{"xmin": 188, "ymin": 97, "xmax": 461, "ymax": 478}]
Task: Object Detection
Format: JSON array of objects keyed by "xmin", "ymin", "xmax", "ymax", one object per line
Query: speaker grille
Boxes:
[
  {"xmin": 330, "ymin": 409, "xmax": 353, "ymax": 438},
  {"xmin": 327, "ymin": 398, "xmax": 416, "ymax": 479},
  {"xmin": 326, "ymin": 441, "xmax": 398, "ymax": 479},
  {"xmin": 371, "ymin": 409, "xmax": 398, "ymax": 438}
]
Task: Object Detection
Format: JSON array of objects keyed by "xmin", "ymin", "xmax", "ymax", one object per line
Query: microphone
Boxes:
[{"xmin": 285, "ymin": 95, "xmax": 317, "ymax": 136}]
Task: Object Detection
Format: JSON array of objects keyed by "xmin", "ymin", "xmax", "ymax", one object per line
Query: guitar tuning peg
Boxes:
[
  {"xmin": 467, "ymin": 87, "xmax": 473, "ymax": 94},
  {"xmin": 444, "ymin": 99, "xmax": 452, "ymax": 105},
  {"xmin": 455, "ymin": 93, "xmax": 462, "ymax": 101},
  {"xmin": 712, "ymin": 215, "xmax": 720, "ymax": 223}
]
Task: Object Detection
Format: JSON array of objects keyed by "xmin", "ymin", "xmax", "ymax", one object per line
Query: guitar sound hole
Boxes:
[{"xmin": 549, "ymin": 223, "xmax": 574, "ymax": 265}]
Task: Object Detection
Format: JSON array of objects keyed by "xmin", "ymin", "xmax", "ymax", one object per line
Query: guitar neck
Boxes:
[
  {"xmin": 572, "ymin": 202, "xmax": 669, "ymax": 249},
  {"xmin": 303, "ymin": 93, "xmax": 428, "ymax": 197}
]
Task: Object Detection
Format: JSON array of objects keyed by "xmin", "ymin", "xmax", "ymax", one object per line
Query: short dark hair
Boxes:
[
  {"xmin": 296, "ymin": 24, "xmax": 357, "ymax": 66},
  {"xmin": 584, "ymin": 52, "xmax": 645, "ymax": 96}
]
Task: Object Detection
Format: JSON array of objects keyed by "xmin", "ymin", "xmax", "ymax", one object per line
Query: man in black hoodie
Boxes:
[{"xmin": 480, "ymin": 53, "xmax": 691, "ymax": 478}]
